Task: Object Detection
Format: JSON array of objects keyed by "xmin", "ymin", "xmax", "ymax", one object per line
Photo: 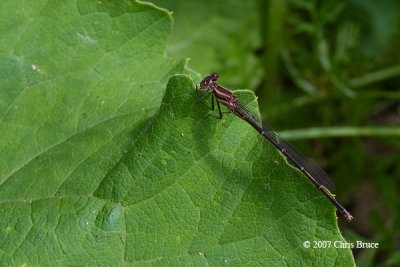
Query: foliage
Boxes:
[
  {"xmin": 1, "ymin": 0, "xmax": 399, "ymax": 266},
  {"xmin": 153, "ymin": 0, "xmax": 400, "ymax": 266}
]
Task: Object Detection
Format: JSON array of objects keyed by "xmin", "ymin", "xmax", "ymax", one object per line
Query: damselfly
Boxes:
[{"xmin": 197, "ymin": 73, "xmax": 353, "ymax": 221}]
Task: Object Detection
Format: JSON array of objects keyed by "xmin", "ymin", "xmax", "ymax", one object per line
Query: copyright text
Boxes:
[{"xmin": 303, "ymin": 240, "xmax": 379, "ymax": 249}]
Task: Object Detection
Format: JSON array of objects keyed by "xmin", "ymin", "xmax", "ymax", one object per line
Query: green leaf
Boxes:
[
  {"xmin": 132, "ymin": 75, "xmax": 355, "ymax": 266},
  {"xmin": 0, "ymin": 1, "xmax": 354, "ymax": 266}
]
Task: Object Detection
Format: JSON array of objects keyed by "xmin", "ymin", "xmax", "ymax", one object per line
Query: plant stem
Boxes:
[
  {"xmin": 350, "ymin": 64, "xmax": 400, "ymax": 87},
  {"xmin": 258, "ymin": 0, "xmax": 286, "ymax": 111},
  {"xmin": 280, "ymin": 126, "xmax": 400, "ymax": 140}
]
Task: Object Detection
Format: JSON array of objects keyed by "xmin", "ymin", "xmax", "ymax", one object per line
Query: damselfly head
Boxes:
[{"xmin": 200, "ymin": 73, "xmax": 219, "ymax": 90}]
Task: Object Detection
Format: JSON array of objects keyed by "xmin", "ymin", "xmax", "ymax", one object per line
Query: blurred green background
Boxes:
[{"xmin": 152, "ymin": 0, "xmax": 400, "ymax": 266}]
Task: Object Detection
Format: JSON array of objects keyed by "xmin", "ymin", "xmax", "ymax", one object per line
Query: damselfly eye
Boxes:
[{"xmin": 200, "ymin": 79, "xmax": 209, "ymax": 89}]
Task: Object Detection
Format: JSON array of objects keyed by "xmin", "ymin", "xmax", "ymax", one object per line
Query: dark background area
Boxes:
[{"xmin": 152, "ymin": 0, "xmax": 400, "ymax": 266}]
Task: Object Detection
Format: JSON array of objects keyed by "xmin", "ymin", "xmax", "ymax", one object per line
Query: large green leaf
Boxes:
[
  {"xmin": 0, "ymin": 1, "xmax": 354, "ymax": 266},
  {"xmin": 135, "ymin": 75, "xmax": 355, "ymax": 266}
]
